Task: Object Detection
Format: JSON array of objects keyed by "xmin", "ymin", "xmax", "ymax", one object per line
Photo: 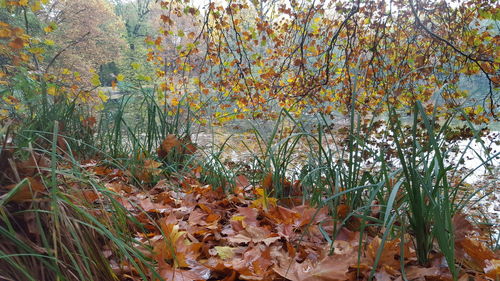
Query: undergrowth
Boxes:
[{"xmin": 1, "ymin": 85, "xmax": 498, "ymax": 280}]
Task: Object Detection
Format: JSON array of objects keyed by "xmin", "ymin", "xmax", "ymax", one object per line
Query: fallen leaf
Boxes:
[
  {"xmin": 459, "ymin": 237, "xmax": 495, "ymax": 268},
  {"xmin": 275, "ymin": 253, "xmax": 355, "ymax": 281},
  {"xmin": 157, "ymin": 134, "xmax": 197, "ymax": 159},
  {"xmin": 404, "ymin": 266, "xmax": 441, "ymax": 280},
  {"xmin": 484, "ymin": 259, "xmax": 500, "ymax": 279},
  {"xmin": 452, "ymin": 213, "xmax": 473, "ymax": 242},
  {"xmin": 158, "ymin": 262, "xmax": 204, "ymax": 281},
  {"xmin": 1, "ymin": 177, "xmax": 45, "ymax": 202},
  {"xmin": 215, "ymin": 246, "xmax": 235, "ymax": 260},
  {"xmin": 228, "ymin": 225, "xmax": 280, "ymax": 246},
  {"xmin": 367, "ymin": 237, "xmax": 400, "ymax": 270},
  {"xmin": 252, "ymin": 188, "xmax": 277, "ymax": 210},
  {"xmin": 374, "ymin": 268, "xmax": 393, "ymax": 281}
]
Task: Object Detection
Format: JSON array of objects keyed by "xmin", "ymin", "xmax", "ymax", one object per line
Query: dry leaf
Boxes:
[
  {"xmin": 1, "ymin": 177, "xmax": 45, "ymax": 202},
  {"xmin": 367, "ymin": 237, "xmax": 400, "ymax": 270},
  {"xmin": 459, "ymin": 237, "xmax": 495, "ymax": 268},
  {"xmin": 484, "ymin": 259, "xmax": 500, "ymax": 279}
]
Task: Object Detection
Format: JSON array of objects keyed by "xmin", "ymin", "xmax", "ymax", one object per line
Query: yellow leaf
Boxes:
[
  {"xmin": 0, "ymin": 28, "xmax": 11, "ymax": 38},
  {"xmin": 252, "ymin": 188, "xmax": 277, "ymax": 210},
  {"xmin": 47, "ymin": 86, "xmax": 57, "ymax": 96},
  {"xmin": 91, "ymin": 74, "xmax": 101, "ymax": 87},
  {"xmin": 44, "ymin": 39, "xmax": 54, "ymax": 46},
  {"xmin": 131, "ymin": 62, "xmax": 140, "ymax": 70},
  {"xmin": 97, "ymin": 90, "xmax": 108, "ymax": 103},
  {"xmin": 43, "ymin": 25, "xmax": 54, "ymax": 33},
  {"xmin": 231, "ymin": 215, "xmax": 245, "ymax": 221},
  {"xmin": 215, "ymin": 246, "xmax": 234, "ymax": 260},
  {"xmin": 31, "ymin": 1, "xmax": 41, "ymax": 11},
  {"xmin": 116, "ymin": 74, "xmax": 124, "ymax": 81},
  {"xmin": 19, "ymin": 0, "xmax": 28, "ymax": 6}
]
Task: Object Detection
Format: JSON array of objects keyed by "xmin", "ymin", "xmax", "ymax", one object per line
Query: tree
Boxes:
[
  {"xmin": 151, "ymin": 0, "xmax": 498, "ymax": 124},
  {"xmin": 39, "ymin": 0, "xmax": 127, "ymax": 88},
  {"xmin": 0, "ymin": 0, "xmax": 127, "ymax": 121}
]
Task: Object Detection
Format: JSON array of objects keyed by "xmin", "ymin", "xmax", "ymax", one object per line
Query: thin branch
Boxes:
[{"xmin": 45, "ymin": 32, "xmax": 91, "ymax": 73}]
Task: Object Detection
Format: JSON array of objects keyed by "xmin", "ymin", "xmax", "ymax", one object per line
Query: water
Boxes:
[{"xmin": 192, "ymin": 120, "xmax": 499, "ymax": 236}]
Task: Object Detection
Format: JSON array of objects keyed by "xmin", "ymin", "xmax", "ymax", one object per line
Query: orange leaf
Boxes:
[
  {"xmin": 158, "ymin": 263, "xmax": 204, "ymax": 281},
  {"xmin": 367, "ymin": 237, "xmax": 400, "ymax": 270},
  {"xmin": 262, "ymin": 172, "xmax": 273, "ymax": 191},
  {"xmin": 484, "ymin": 259, "xmax": 500, "ymax": 279},
  {"xmin": 158, "ymin": 134, "xmax": 183, "ymax": 158},
  {"xmin": 274, "ymin": 253, "xmax": 355, "ymax": 281},
  {"xmin": 459, "ymin": 237, "xmax": 495, "ymax": 268},
  {"xmin": 8, "ymin": 37, "xmax": 24, "ymax": 49},
  {"xmin": 1, "ymin": 177, "xmax": 45, "ymax": 202}
]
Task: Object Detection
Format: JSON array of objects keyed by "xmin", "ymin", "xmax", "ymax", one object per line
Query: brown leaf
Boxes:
[
  {"xmin": 158, "ymin": 134, "xmax": 183, "ymax": 158},
  {"xmin": 227, "ymin": 225, "xmax": 280, "ymax": 246},
  {"xmin": 374, "ymin": 268, "xmax": 393, "ymax": 281},
  {"xmin": 367, "ymin": 237, "xmax": 400, "ymax": 270},
  {"xmin": 459, "ymin": 237, "xmax": 495, "ymax": 268},
  {"xmin": 158, "ymin": 263, "xmax": 204, "ymax": 281},
  {"xmin": 105, "ymin": 182, "xmax": 133, "ymax": 193},
  {"xmin": 275, "ymin": 253, "xmax": 355, "ymax": 281},
  {"xmin": 452, "ymin": 213, "xmax": 473, "ymax": 243},
  {"xmin": 8, "ymin": 37, "xmax": 24, "ymax": 49},
  {"xmin": 404, "ymin": 266, "xmax": 441, "ymax": 280},
  {"xmin": 1, "ymin": 177, "xmax": 45, "ymax": 202},
  {"xmin": 157, "ymin": 134, "xmax": 197, "ymax": 158},
  {"xmin": 336, "ymin": 204, "xmax": 349, "ymax": 219},
  {"xmin": 235, "ymin": 174, "xmax": 251, "ymax": 189},
  {"xmin": 262, "ymin": 172, "xmax": 273, "ymax": 191},
  {"xmin": 484, "ymin": 259, "xmax": 500, "ymax": 279},
  {"xmin": 265, "ymin": 205, "xmax": 301, "ymax": 225},
  {"xmin": 15, "ymin": 153, "xmax": 50, "ymax": 178},
  {"xmin": 133, "ymin": 159, "xmax": 162, "ymax": 182}
]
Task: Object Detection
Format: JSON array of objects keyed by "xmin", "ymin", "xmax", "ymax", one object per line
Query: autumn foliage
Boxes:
[
  {"xmin": 0, "ymin": 0, "xmax": 499, "ymax": 281},
  {"xmin": 152, "ymin": 0, "xmax": 498, "ymax": 122}
]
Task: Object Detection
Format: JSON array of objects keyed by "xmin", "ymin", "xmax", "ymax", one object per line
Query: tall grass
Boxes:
[
  {"xmin": 2, "ymin": 68, "xmax": 497, "ymax": 281},
  {"xmin": 0, "ymin": 126, "xmax": 161, "ymax": 281},
  {"xmin": 238, "ymin": 101, "xmax": 497, "ymax": 280}
]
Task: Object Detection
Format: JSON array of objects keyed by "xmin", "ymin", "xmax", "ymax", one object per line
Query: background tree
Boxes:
[
  {"xmin": 152, "ymin": 0, "xmax": 498, "ymax": 124},
  {"xmin": 39, "ymin": 0, "xmax": 127, "ymax": 88}
]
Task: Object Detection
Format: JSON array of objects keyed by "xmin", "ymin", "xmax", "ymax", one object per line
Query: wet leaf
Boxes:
[
  {"xmin": 459, "ymin": 237, "xmax": 495, "ymax": 268},
  {"xmin": 215, "ymin": 246, "xmax": 235, "ymax": 260}
]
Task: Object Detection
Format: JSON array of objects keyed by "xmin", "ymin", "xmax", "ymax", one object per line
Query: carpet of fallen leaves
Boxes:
[
  {"xmin": 81, "ymin": 158, "xmax": 500, "ymax": 281},
  {"xmin": 1, "ymin": 134, "xmax": 499, "ymax": 281}
]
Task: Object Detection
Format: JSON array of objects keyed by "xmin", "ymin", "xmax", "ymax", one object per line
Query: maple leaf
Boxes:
[
  {"xmin": 458, "ymin": 237, "xmax": 495, "ymax": 269},
  {"xmin": 274, "ymin": 252, "xmax": 355, "ymax": 281},
  {"xmin": 252, "ymin": 188, "xmax": 277, "ymax": 210},
  {"xmin": 227, "ymin": 225, "xmax": 280, "ymax": 246},
  {"xmin": 484, "ymin": 259, "xmax": 500, "ymax": 279},
  {"xmin": 158, "ymin": 263, "xmax": 205, "ymax": 281},
  {"xmin": 367, "ymin": 237, "xmax": 401, "ymax": 270},
  {"xmin": 157, "ymin": 134, "xmax": 197, "ymax": 159}
]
